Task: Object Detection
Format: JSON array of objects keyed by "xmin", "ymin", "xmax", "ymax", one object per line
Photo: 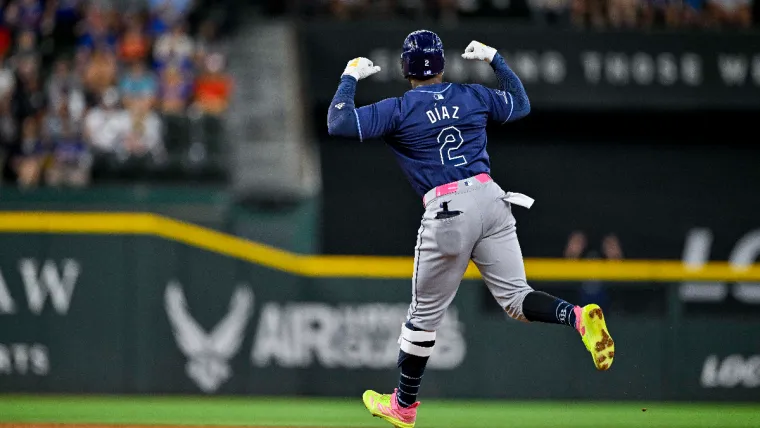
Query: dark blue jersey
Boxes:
[{"xmin": 328, "ymin": 54, "xmax": 530, "ymax": 197}]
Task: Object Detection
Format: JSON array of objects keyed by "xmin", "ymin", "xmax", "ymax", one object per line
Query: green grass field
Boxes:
[{"xmin": 1, "ymin": 396, "xmax": 759, "ymax": 428}]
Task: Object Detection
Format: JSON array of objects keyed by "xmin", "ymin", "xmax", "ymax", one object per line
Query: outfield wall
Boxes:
[{"xmin": 0, "ymin": 213, "xmax": 759, "ymax": 401}]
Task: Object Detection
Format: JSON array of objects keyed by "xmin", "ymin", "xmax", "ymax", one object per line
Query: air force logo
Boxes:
[
  {"xmin": 165, "ymin": 281, "xmax": 254, "ymax": 393},
  {"xmin": 334, "ymin": 102, "xmax": 346, "ymax": 110}
]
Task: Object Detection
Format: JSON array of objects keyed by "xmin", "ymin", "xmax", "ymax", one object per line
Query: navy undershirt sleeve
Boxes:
[
  {"xmin": 489, "ymin": 53, "xmax": 531, "ymax": 123},
  {"xmin": 327, "ymin": 76, "xmax": 360, "ymax": 138},
  {"xmin": 327, "ymin": 76, "xmax": 399, "ymax": 141}
]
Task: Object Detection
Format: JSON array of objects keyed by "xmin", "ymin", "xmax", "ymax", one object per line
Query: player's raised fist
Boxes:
[
  {"xmin": 342, "ymin": 57, "xmax": 382, "ymax": 81},
  {"xmin": 462, "ymin": 41, "xmax": 497, "ymax": 63}
]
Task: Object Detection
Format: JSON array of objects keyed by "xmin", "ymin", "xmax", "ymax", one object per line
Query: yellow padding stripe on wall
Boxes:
[{"xmin": 0, "ymin": 212, "xmax": 759, "ymax": 281}]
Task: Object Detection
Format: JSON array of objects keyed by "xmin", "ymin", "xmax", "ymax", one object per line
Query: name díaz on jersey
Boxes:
[{"xmin": 426, "ymin": 105, "xmax": 460, "ymax": 124}]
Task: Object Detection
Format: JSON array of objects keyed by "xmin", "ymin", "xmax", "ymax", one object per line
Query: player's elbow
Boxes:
[
  {"xmin": 326, "ymin": 120, "xmax": 339, "ymax": 137},
  {"xmin": 327, "ymin": 119, "xmax": 348, "ymax": 137},
  {"xmin": 327, "ymin": 111, "xmax": 358, "ymax": 138},
  {"xmin": 512, "ymin": 97, "xmax": 531, "ymax": 121},
  {"xmin": 522, "ymin": 98, "xmax": 531, "ymax": 116}
]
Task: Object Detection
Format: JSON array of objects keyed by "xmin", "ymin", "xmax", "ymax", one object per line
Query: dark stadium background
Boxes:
[{"xmin": 1, "ymin": 0, "xmax": 759, "ymax": 426}]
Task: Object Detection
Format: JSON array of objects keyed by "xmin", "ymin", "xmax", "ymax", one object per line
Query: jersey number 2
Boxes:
[{"xmin": 438, "ymin": 126, "xmax": 466, "ymax": 167}]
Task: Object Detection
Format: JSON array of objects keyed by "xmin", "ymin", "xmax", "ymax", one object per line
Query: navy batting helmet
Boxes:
[{"xmin": 400, "ymin": 30, "xmax": 445, "ymax": 79}]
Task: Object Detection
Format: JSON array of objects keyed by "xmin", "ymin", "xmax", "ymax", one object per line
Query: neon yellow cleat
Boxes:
[
  {"xmin": 576, "ymin": 304, "xmax": 615, "ymax": 371},
  {"xmin": 362, "ymin": 388, "xmax": 418, "ymax": 428}
]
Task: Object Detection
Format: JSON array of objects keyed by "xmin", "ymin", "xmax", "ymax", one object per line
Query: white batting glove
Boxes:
[
  {"xmin": 462, "ymin": 41, "xmax": 498, "ymax": 63},
  {"xmin": 342, "ymin": 57, "xmax": 381, "ymax": 81}
]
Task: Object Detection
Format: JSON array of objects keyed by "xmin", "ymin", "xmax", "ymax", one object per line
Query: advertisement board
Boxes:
[
  {"xmin": 302, "ymin": 23, "xmax": 760, "ymax": 109},
  {"xmin": 0, "ymin": 230, "xmax": 757, "ymax": 400}
]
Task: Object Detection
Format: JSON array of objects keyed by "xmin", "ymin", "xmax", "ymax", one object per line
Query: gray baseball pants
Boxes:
[{"xmin": 407, "ymin": 177, "xmax": 535, "ymax": 331}]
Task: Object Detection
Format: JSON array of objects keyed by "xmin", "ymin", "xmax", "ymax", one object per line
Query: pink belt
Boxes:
[{"xmin": 422, "ymin": 173, "xmax": 492, "ymax": 207}]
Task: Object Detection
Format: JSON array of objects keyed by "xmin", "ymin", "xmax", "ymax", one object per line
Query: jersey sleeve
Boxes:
[
  {"xmin": 472, "ymin": 85, "xmax": 515, "ymax": 124},
  {"xmin": 471, "ymin": 53, "xmax": 530, "ymax": 124},
  {"xmin": 354, "ymin": 97, "xmax": 400, "ymax": 141}
]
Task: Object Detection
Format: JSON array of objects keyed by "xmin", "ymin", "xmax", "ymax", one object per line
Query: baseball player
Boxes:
[{"xmin": 327, "ymin": 30, "xmax": 615, "ymax": 428}]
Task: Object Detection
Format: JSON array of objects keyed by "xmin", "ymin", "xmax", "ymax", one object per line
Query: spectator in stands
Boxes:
[
  {"xmin": 0, "ymin": 24, "xmax": 11, "ymax": 59},
  {"xmin": 531, "ymin": 0, "xmax": 573, "ymax": 25},
  {"xmin": 39, "ymin": 0, "xmax": 56, "ymax": 34},
  {"xmin": 641, "ymin": 0, "xmax": 682, "ymax": 27},
  {"xmin": 682, "ymin": 0, "xmax": 707, "ymax": 26},
  {"xmin": 42, "ymin": 95, "xmax": 89, "ymax": 187},
  {"xmin": 0, "ymin": 96, "xmax": 17, "ymax": 183},
  {"xmin": 43, "ymin": 92, "xmax": 81, "ymax": 144},
  {"xmin": 194, "ymin": 18, "xmax": 227, "ymax": 64},
  {"xmin": 119, "ymin": 60, "xmax": 157, "ymax": 109},
  {"xmin": 77, "ymin": 5, "xmax": 117, "ymax": 53},
  {"xmin": 84, "ymin": 88, "xmax": 128, "ymax": 159},
  {"xmin": 327, "ymin": 0, "xmax": 369, "ymax": 20},
  {"xmin": 0, "ymin": 87, "xmax": 15, "ymax": 134},
  {"xmin": 73, "ymin": 45, "xmax": 89, "ymax": 80},
  {"xmin": 193, "ymin": 52, "xmax": 231, "ymax": 117},
  {"xmin": 83, "ymin": 46, "xmax": 117, "ymax": 100},
  {"xmin": 9, "ymin": 29, "xmax": 38, "ymax": 69},
  {"xmin": 0, "ymin": 56, "xmax": 15, "ymax": 100},
  {"xmin": 607, "ymin": 0, "xmax": 640, "ymax": 26},
  {"xmin": 53, "ymin": 0, "xmax": 84, "ymax": 36},
  {"xmin": 15, "ymin": 117, "xmax": 52, "ymax": 189},
  {"xmin": 12, "ymin": 55, "xmax": 45, "ymax": 120},
  {"xmin": 564, "ymin": 231, "xmax": 624, "ymax": 311},
  {"xmin": 153, "ymin": 20, "xmax": 194, "ymax": 70},
  {"xmin": 439, "ymin": 0, "xmax": 464, "ymax": 24},
  {"xmin": 123, "ymin": 94, "xmax": 165, "ymax": 164},
  {"xmin": 3, "ymin": 0, "xmax": 43, "ymax": 30},
  {"xmin": 189, "ymin": 52, "xmax": 229, "ymax": 161},
  {"xmin": 392, "ymin": 0, "xmax": 425, "ymax": 19},
  {"xmin": 118, "ymin": 13, "xmax": 151, "ymax": 63},
  {"xmin": 150, "ymin": 0, "xmax": 194, "ymax": 17},
  {"xmin": 159, "ymin": 62, "xmax": 191, "ymax": 115},
  {"xmin": 571, "ymin": 0, "xmax": 607, "ymax": 27},
  {"xmin": 147, "ymin": 6, "xmax": 170, "ymax": 35},
  {"xmin": 15, "ymin": 116, "xmax": 45, "ymax": 188},
  {"xmin": 19, "ymin": 0, "xmax": 43, "ymax": 29},
  {"xmin": 1, "ymin": 0, "xmax": 227, "ymax": 186},
  {"xmin": 46, "ymin": 58, "xmax": 85, "ymax": 121},
  {"xmin": 149, "ymin": 0, "xmax": 193, "ymax": 34},
  {"xmin": 158, "ymin": 62, "xmax": 191, "ymax": 157},
  {"xmin": 704, "ymin": 0, "xmax": 753, "ymax": 26},
  {"xmin": 46, "ymin": 136, "xmax": 90, "ymax": 187}
]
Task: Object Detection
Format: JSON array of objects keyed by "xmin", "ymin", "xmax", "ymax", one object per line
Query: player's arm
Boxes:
[
  {"xmin": 327, "ymin": 57, "xmax": 398, "ymax": 141},
  {"xmin": 462, "ymin": 41, "xmax": 530, "ymax": 123}
]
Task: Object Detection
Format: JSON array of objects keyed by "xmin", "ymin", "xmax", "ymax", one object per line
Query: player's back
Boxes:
[
  {"xmin": 385, "ymin": 82, "xmax": 498, "ymax": 197},
  {"xmin": 326, "ymin": 43, "xmax": 527, "ymax": 198}
]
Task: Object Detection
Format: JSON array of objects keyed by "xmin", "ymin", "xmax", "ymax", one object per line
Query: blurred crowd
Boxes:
[
  {"xmin": 0, "ymin": 0, "xmax": 233, "ymax": 189},
  {"xmin": 290, "ymin": 0, "xmax": 755, "ymax": 29}
]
